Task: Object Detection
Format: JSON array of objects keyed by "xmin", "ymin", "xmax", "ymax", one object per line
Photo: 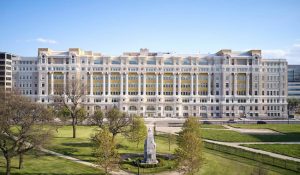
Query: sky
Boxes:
[{"xmin": 1, "ymin": 0, "xmax": 300, "ymax": 63}]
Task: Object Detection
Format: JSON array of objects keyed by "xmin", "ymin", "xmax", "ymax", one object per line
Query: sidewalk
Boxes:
[
  {"xmin": 204, "ymin": 139, "xmax": 300, "ymax": 162},
  {"xmin": 40, "ymin": 148, "xmax": 133, "ymax": 175},
  {"xmin": 40, "ymin": 148, "xmax": 180, "ymax": 175}
]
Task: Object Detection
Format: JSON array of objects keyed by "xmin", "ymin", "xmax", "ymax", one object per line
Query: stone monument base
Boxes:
[{"xmin": 141, "ymin": 160, "xmax": 158, "ymax": 165}]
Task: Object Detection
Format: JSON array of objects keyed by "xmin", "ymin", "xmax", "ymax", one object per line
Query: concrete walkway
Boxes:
[
  {"xmin": 204, "ymin": 139, "xmax": 300, "ymax": 162},
  {"xmin": 40, "ymin": 148, "xmax": 180, "ymax": 175},
  {"xmin": 40, "ymin": 148, "xmax": 133, "ymax": 175},
  {"xmin": 227, "ymin": 142, "xmax": 300, "ymax": 145},
  {"xmin": 153, "ymin": 125, "xmax": 300, "ymax": 163}
]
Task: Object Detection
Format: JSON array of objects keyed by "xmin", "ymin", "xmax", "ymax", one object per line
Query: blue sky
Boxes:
[{"xmin": 1, "ymin": 0, "xmax": 300, "ymax": 63}]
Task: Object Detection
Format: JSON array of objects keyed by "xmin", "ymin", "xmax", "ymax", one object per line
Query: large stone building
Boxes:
[
  {"xmin": 288, "ymin": 65, "xmax": 300, "ymax": 98},
  {"xmin": 0, "ymin": 52, "xmax": 15, "ymax": 91},
  {"xmin": 11, "ymin": 48, "xmax": 288, "ymax": 119}
]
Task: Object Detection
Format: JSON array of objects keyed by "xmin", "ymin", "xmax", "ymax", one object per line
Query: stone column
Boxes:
[
  {"xmin": 234, "ymin": 73, "xmax": 238, "ymax": 96},
  {"xmin": 46, "ymin": 73, "xmax": 49, "ymax": 95},
  {"xmin": 155, "ymin": 73, "xmax": 159, "ymax": 96},
  {"xmin": 178, "ymin": 73, "xmax": 181, "ymax": 95},
  {"xmin": 102, "ymin": 73, "xmax": 106, "ymax": 96},
  {"xmin": 246, "ymin": 73, "xmax": 249, "ymax": 96},
  {"xmin": 63, "ymin": 72, "xmax": 66, "ymax": 94},
  {"xmin": 160, "ymin": 73, "xmax": 164, "ymax": 95},
  {"xmin": 51, "ymin": 72, "xmax": 54, "ymax": 95},
  {"xmin": 173, "ymin": 73, "xmax": 176, "ymax": 96},
  {"xmin": 138, "ymin": 73, "xmax": 141, "ymax": 96},
  {"xmin": 125, "ymin": 73, "xmax": 128, "ymax": 95},
  {"xmin": 90, "ymin": 73, "xmax": 93, "ymax": 95},
  {"xmin": 208, "ymin": 73, "xmax": 211, "ymax": 96},
  {"xmin": 120, "ymin": 73, "xmax": 123, "ymax": 96},
  {"xmin": 222, "ymin": 73, "xmax": 226, "ymax": 96},
  {"xmin": 191, "ymin": 74, "xmax": 194, "ymax": 95},
  {"xmin": 196, "ymin": 73, "xmax": 199, "ymax": 95},
  {"xmin": 108, "ymin": 73, "xmax": 111, "ymax": 95},
  {"xmin": 143, "ymin": 73, "xmax": 146, "ymax": 95}
]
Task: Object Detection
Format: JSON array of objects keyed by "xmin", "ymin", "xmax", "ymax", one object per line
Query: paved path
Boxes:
[
  {"xmin": 40, "ymin": 148, "xmax": 133, "ymax": 175},
  {"xmin": 40, "ymin": 148, "xmax": 180, "ymax": 175},
  {"xmin": 153, "ymin": 125, "xmax": 300, "ymax": 163},
  {"xmin": 227, "ymin": 142, "xmax": 300, "ymax": 145},
  {"xmin": 204, "ymin": 139, "xmax": 300, "ymax": 162}
]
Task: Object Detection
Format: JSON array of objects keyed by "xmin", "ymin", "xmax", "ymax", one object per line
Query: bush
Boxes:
[{"xmin": 131, "ymin": 158, "xmax": 164, "ymax": 168}]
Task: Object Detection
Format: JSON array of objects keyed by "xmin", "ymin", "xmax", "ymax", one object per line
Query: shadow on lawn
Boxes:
[
  {"xmin": 116, "ymin": 144, "xmax": 129, "ymax": 150},
  {"xmin": 1, "ymin": 173, "xmax": 103, "ymax": 175},
  {"xmin": 249, "ymin": 132, "xmax": 300, "ymax": 142},
  {"xmin": 62, "ymin": 142, "xmax": 92, "ymax": 147},
  {"xmin": 51, "ymin": 147, "xmax": 78, "ymax": 155}
]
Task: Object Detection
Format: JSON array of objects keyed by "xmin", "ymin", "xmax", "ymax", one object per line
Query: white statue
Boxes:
[{"xmin": 143, "ymin": 128, "xmax": 158, "ymax": 164}]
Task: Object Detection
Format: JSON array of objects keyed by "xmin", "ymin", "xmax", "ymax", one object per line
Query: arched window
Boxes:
[
  {"xmin": 129, "ymin": 106, "xmax": 137, "ymax": 111},
  {"xmin": 200, "ymin": 106, "xmax": 207, "ymax": 110},
  {"xmin": 146, "ymin": 106, "xmax": 155, "ymax": 111},
  {"xmin": 165, "ymin": 106, "xmax": 173, "ymax": 111},
  {"xmin": 239, "ymin": 106, "xmax": 245, "ymax": 111}
]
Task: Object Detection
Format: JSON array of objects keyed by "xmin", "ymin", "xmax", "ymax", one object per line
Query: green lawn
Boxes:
[
  {"xmin": 201, "ymin": 149, "xmax": 298, "ymax": 175},
  {"xmin": 241, "ymin": 144, "xmax": 300, "ymax": 159},
  {"xmin": 48, "ymin": 126, "xmax": 297, "ymax": 175},
  {"xmin": 202, "ymin": 124, "xmax": 300, "ymax": 142},
  {"xmin": 201, "ymin": 124, "xmax": 226, "ymax": 129},
  {"xmin": 0, "ymin": 151, "xmax": 101, "ymax": 175},
  {"xmin": 1, "ymin": 125, "xmax": 298, "ymax": 174},
  {"xmin": 48, "ymin": 126, "xmax": 177, "ymax": 163},
  {"xmin": 231, "ymin": 124, "xmax": 300, "ymax": 133},
  {"xmin": 120, "ymin": 156, "xmax": 176, "ymax": 174}
]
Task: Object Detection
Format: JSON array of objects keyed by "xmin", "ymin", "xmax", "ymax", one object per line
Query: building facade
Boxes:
[
  {"xmin": 11, "ymin": 48, "xmax": 288, "ymax": 119},
  {"xmin": 288, "ymin": 65, "xmax": 300, "ymax": 98},
  {"xmin": 0, "ymin": 52, "xmax": 15, "ymax": 91}
]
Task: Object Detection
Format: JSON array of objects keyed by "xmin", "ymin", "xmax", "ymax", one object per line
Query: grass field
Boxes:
[
  {"xmin": 231, "ymin": 124, "xmax": 300, "ymax": 133},
  {"xmin": 0, "ymin": 151, "xmax": 101, "ymax": 175},
  {"xmin": 202, "ymin": 124, "xmax": 300, "ymax": 142},
  {"xmin": 1, "ymin": 125, "xmax": 297, "ymax": 175},
  {"xmin": 241, "ymin": 144, "xmax": 300, "ymax": 159},
  {"xmin": 47, "ymin": 126, "xmax": 296, "ymax": 175},
  {"xmin": 120, "ymin": 156, "xmax": 176, "ymax": 174},
  {"xmin": 200, "ymin": 124, "xmax": 226, "ymax": 129}
]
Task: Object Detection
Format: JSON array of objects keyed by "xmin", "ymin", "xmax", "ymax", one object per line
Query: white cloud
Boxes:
[
  {"xmin": 36, "ymin": 38, "xmax": 57, "ymax": 44},
  {"xmin": 262, "ymin": 44, "xmax": 300, "ymax": 64}
]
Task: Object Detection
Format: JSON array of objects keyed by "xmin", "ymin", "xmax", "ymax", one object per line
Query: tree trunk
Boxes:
[
  {"xmin": 105, "ymin": 167, "xmax": 108, "ymax": 175},
  {"xmin": 112, "ymin": 134, "xmax": 116, "ymax": 142},
  {"xmin": 72, "ymin": 116, "xmax": 76, "ymax": 138},
  {"xmin": 19, "ymin": 153, "xmax": 24, "ymax": 169},
  {"xmin": 72, "ymin": 123, "xmax": 76, "ymax": 138},
  {"xmin": 5, "ymin": 156, "xmax": 11, "ymax": 175},
  {"xmin": 169, "ymin": 134, "xmax": 171, "ymax": 151}
]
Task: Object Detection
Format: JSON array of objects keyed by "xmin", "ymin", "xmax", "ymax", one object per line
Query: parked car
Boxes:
[
  {"xmin": 227, "ymin": 119, "xmax": 236, "ymax": 124},
  {"xmin": 257, "ymin": 121, "xmax": 266, "ymax": 124}
]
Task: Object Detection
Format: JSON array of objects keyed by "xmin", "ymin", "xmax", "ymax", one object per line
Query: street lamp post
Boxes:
[{"xmin": 136, "ymin": 160, "xmax": 140, "ymax": 175}]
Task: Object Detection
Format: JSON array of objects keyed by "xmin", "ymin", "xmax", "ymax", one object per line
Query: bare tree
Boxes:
[
  {"xmin": 53, "ymin": 79, "xmax": 87, "ymax": 138},
  {"xmin": 0, "ymin": 89, "xmax": 54, "ymax": 175},
  {"xmin": 105, "ymin": 107, "xmax": 132, "ymax": 141}
]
